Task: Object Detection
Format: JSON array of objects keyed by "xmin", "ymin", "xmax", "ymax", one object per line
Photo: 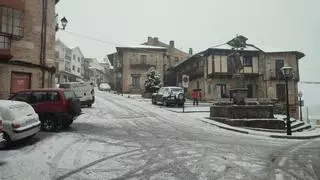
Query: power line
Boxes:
[{"xmin": 300, "ymin": 81, "xmax": 320, "ymax": 84}]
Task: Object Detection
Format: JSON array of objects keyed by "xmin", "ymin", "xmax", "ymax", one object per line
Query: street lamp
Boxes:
[
  {"xmin": 117, "ymin": 72, "xmax": 123, "ymax": 96},
  {"xmin": 56, "ymin": 16, "xmax": 68, "ymax": 31},
  {"xmin": 281, "ymin": 66, "xmax": 293, "ymax": 135},
  {"xmin": 298, "ymin": 91, "xmax": 303, "ymax": 122}
]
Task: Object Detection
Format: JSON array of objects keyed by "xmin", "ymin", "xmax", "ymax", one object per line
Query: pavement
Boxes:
[{"xmin": 0, "ymin": 91, "xmax": 317, "ymax": 180}]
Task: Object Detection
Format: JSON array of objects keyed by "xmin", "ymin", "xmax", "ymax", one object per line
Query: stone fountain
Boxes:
[{"xmin": 209, "ymin": 36, "xmax": 285, "ymax": 130}]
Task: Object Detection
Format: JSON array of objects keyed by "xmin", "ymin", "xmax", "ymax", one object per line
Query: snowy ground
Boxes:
[{"xmin": 0, "ymin": 91, "xmax": 317, "ymax": 180}]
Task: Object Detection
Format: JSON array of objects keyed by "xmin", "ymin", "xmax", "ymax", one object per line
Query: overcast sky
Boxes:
[{"xmin": 56, "ymin": 0, "xmax": 320, "ymax": 106}]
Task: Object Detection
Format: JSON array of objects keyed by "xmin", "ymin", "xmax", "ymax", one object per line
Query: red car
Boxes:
[
  {"xmin": 9, "ymin": 89, "xmax": 82, "ymax": 132},
  {"xmin": 0, "ymin": 116, "xmax": 4, "ymax": 145}
]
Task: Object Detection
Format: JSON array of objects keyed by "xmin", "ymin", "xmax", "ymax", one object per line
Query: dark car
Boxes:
[
  {"xmin": 151, "ymin": 86, "xmax": 185, "ymax": 107},
  {"xmin": 9, "ymin": 89, "xmax": 82, "ymax": 132}
]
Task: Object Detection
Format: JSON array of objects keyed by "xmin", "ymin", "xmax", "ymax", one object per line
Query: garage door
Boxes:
[{"xmin": 10, "ymin": 72, "xmax": 31, "ymax": 94}]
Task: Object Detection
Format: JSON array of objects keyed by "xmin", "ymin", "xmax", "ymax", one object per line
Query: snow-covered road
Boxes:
[{"xmin": 0, "ymin": 91, "xmax": 307, "ymax": 180}]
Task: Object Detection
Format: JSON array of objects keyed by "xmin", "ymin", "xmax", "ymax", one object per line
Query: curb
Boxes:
[
  {"xmin": 166, "ymin": 109, "xmax": 210, "ymax": 113},
  {"xmin": 200, "ymin": 119, "xmax": 249, "ymax": 134},
  {"xmin": 200, "ymin": 118, "xmax": 320, "ymax": 140}
]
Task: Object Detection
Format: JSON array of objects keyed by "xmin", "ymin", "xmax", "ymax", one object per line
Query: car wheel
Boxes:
[
  {"xmin": 1, "ymin": 132, "xmax": 12, "ymax": 149},
  {"xmin": 63, "ymin": 119, "xmax": 73, "ymax": 128},
  {"xmin": 163, "ymin": 99, "xmax": 168, "ymax": 107},
  {"xmin": 88, "ymin": 102, "xmax": 92, "ymax": 108},
  {"xmin": 42, "ymin": 115, "xmax": 58, "ymax": 132},
  {"xmin": 152, "ymin": 97, "xmax": 157, "ymax": 105}
]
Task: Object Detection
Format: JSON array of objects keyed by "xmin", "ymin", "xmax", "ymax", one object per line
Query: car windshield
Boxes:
[
  {"xmin": 63, "ymin": 90, "xmax": 76, "ymax": 100},
  {"xmin": 170, "ymin": 88, "xmax": 183, "ymax": 92},
  {"xmin": 59, "ymin": 84, "xmax": 71, "ymax": 89}
]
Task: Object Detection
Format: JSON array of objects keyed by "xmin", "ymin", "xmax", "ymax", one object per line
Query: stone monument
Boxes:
[{"xmin": 209, "ymin": 35, "xmax": 285, "ymax": 130}]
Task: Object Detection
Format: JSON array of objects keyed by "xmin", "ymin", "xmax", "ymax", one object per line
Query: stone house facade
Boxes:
[
  {"xmin": 0, "ymin": 0, "xmax": 57, "ymax": 99},
  {"xmin": 108, "ymin": 37, "xmax": 189, "ymax": 93},
  {"xmin": 170, "ymin": 43, "xmax": 304, "ymax": 118}
]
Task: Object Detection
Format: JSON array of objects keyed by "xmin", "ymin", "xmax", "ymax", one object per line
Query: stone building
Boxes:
[
  {"xmin": 169, "ymin": 42, "xmax": 304, "ymax": 118},
  {"xmin": 0, "ymin": 0, "xmax": 57, "ymax": 99},
  {"xmin": 108, "ymin": 37, "xmax": 189, "ymax": 93}
]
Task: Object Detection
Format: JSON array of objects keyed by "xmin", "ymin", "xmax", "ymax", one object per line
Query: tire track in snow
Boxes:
[{"xmin": 53, "ymin": 148, "xmax": 142, "ymax": 180}]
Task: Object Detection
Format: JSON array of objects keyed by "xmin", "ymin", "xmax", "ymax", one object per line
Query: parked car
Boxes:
[
  {"xmin": 0, "ymin": 112, "xmax": 5, "ymax": 147},
  {"xmin": 59, "ymin": 82, "xmax": 95, "ymax": 107},
  {"xmin": 9, "ymin": 89, "xmax": 82, "ymax": 132},
  {"xmin": 0, "ymin": 100, "xmax": 41, "ymax": 148},
  {"xmin": 152, "ymin": 86, "xmax": 185, "ymax": 107},
  {"xmin": 99, "ymin": 83, "xmax": 111, "ymax": 92}
]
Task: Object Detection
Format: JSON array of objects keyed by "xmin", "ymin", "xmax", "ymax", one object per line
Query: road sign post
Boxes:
[{"xmin": 182, "ymin": 75, "xmax": 189, "ymax": 113}]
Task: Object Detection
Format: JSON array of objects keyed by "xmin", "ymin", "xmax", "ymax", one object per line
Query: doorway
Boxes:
[{"xmin": 10, "ymin": 72, "xmax": 31, "ymax": 94}]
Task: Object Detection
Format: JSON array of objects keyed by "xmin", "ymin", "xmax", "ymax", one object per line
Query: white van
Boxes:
[
  {"xmin": 59, "ymin": 82, "xmax": 95, "ymax": 107},
  {"xmin": 0, "ymin": 100, "xmax": 41, "ymax": 148}
]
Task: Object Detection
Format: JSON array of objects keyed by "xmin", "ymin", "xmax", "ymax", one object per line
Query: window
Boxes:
[
  {"xmin": 175, "ymin": 57, "xmax": 179, "ymax": 63},
  {"xmin": 72, "ymin": 65, "xmax": 75, "ymax": 70},
  {"xmin": 0, "ymin": 35, "xmax": 10, "ymax": 49},
  {"xmin": 275, "ymin": 59, "xmax": 284, "ymax": 78},
  {"xmin": 216, "ymin": 84, "xmax": 227, "ymax": 98},
  {"xmin": 78, "ymin": 57, "xmax": 80, "ymax": 62},
  {"xmin": 10, "ymin": 92, "xmax": 31, "ymax": 103},
  {"xmin": 47, "ymin": 92, "xmax": 60, "ymax": 101},
  {"xmin": 207, "ymin": 84, "xmax": 211, "ymax": 94},
  {"xmin": 64, "ymin": 90, "xmax": 76, "ymax": 100},
  {"xmin": 276, "ymin": 84, "xmax": 286, "ymax": 102},
  {"xmin": 77, "ymin": 67, "xmax": 80, "ymax": 73},
  {"xmin": 0, "ymin": 7, "xmax": 23, "ymax": 37},
  {"xmin": 132, "ymin": 76, "xmax": 140, "ymax": 89},
  {"xmin": 197, "ymin": 81, "xmax": 200, "ymax": 89},
  {"xmin": 32, "ymin": 92, "xmax": 48, "ymax": 103},
  {"xmin": 73, "ymin": 55, "xmax": 76, "ymax": 60},
  {"xmin": 158, "ymin": 88, "xmax": 164, "ymax": 94},
  {"xmin": 140, "ymin": 55, "xmax": 147, "ymax": 64},
  {"xmin": 243, "ymin": 56, "xmax": 253, "ymax": 67}
]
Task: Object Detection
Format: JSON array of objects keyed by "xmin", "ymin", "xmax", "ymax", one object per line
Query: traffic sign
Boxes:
[{"xmin": 182, "ymin": 75, "xmax": 189, "ymax": 88}]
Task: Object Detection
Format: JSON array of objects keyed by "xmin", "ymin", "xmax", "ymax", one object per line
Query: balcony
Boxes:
[
  {"xmin": 130, "ymin": 63, "xmax": 156, "ymax": 69},
  {"xmin": 65, "ymin": 67, "xmax": 71, "ymax": 72},
  {"xmin": 269, "ymin": 72, "xmax": 299, "ymax": 81},
  {"xmin": 207, "ymin": 71, "xmax": 260, "ymax": 79}
]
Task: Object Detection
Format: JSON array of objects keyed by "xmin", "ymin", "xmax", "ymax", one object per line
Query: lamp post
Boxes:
[
  {"xmin": 298, "ymin": 91, "xmax": 303, "ymax": 122},
  {"xmin": 281, "ymin": 66, "xmax": 293, "ymax": 135},
  {"xmin": 117, "ymin": 72, "xmax": 123, "ymax": 96},
  {"xmin": 56, "ymin": 16, "xmax": 68, "ymax": 31}
]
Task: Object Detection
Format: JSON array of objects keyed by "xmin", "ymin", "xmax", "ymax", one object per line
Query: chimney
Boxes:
[
  {"xmin": 169, "ymin": 40, "xmax": 175, "ymax": 48},
  {"xmin": 154, "ymin": 37, "xmax": 159, "ymax": 46},
  {"xmin": 147, "ymin": 36, "xmax": 152, "ymax": 44},
  {"xmin": 189, "ymin": 48, "xmax": 193, "ymax": 56}
]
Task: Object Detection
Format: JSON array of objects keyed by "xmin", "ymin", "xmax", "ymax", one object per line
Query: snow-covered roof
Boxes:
[
  {"xmin": 116, "ymin": 44, "xmax": 167, "ymax": 50},
  {"xmin": 210, "ymin": 44, "xmax": 259, "ymax": 51}
]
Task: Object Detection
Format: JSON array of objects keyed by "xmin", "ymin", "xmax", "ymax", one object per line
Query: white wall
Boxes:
[{"xmin": 71, "ymin": 48, "xmax": 84, "ymax": 77}]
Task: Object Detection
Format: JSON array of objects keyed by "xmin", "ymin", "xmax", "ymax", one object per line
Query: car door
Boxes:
[{"xmin": 156, "ymin": 88, "xmax": 164, "ymax": 102}]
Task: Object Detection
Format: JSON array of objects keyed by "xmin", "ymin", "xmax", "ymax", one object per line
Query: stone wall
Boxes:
[
  {"xmin": 209, "ymin": 105, "xmax": 285, "ymax": 129},
  {"xmin": 210, "ymin": 105, "xmax": 274, "ymax": 119},
  {"xmin": 0, "ymin": 0, "xmax": 56, "ymax": 99}
]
